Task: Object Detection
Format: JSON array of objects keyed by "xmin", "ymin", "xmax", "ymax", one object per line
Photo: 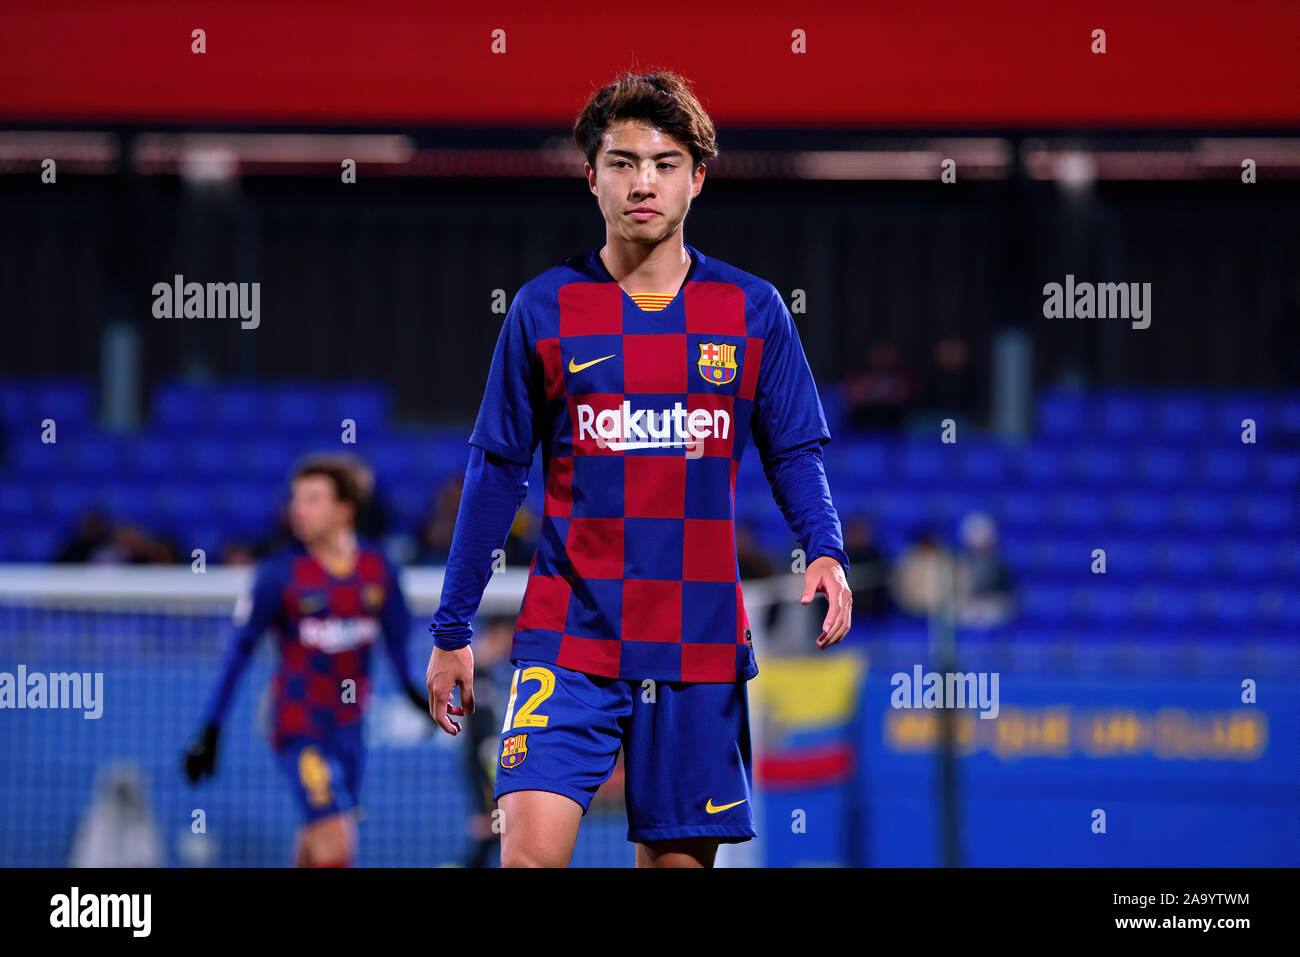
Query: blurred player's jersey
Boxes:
[
  {"xmin": 470, "ymin": 243, "xmax": 830, "ymax": 683},
  {"xmin": 236, "ymin": 541, "xmax": 409, "ymax": 748}
]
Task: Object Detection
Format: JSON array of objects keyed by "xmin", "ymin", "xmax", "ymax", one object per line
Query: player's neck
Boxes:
[
  {"xmin": 307, "ymin": 528, "xmax": 358, "ymax": 577},
  {"xmin": 599, "ymin": 235, "xmax": 690, "ymax": 297}
]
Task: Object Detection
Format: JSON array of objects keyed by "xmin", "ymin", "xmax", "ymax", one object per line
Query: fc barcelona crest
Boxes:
[
  {"xmin": 697, "ymin": 342, "xmax": 738, "ymax": 386},
  {"xmin": 501, "ymin": 733, "xmax": 528, "ymax": 769}
]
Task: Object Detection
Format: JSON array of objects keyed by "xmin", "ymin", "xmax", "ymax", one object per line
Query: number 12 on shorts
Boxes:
[{"xmin": 501, "ymin": 666, "xmax": 555, "ymax": 732}]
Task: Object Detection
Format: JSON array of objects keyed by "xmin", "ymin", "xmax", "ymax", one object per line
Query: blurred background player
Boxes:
[
  {"xmin": 182, "ymin": 454, "xmax": 431, "ymax": 866},
  {"xmin": 459, "ymin": 613, "xmax": 515, "ymax": 868}
]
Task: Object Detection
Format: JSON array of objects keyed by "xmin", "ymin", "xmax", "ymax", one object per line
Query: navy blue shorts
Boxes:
[
  {"xmin": 274, "ymin": 726, "xmax": 364, "ymax": 824},
  {"xmin": 493, "ymin": 659, "xmax": 755, "ymax": 845}
]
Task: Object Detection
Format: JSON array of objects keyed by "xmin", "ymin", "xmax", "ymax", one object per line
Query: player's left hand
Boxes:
[{"xmin": 800, "ymin": 556, "xmax": 852, "ymax": 649}]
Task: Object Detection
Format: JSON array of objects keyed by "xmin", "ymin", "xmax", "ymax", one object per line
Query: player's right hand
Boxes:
[
  {"xmin": 182, "ymin": 722, "xmax": 221, "ymax": 783},
  {"xmin": 426, "ymin": 645, "xmax": 475, "ymax": 737}
]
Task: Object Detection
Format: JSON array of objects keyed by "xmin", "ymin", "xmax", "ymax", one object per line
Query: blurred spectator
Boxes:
[
  {"xmin": 503, "ymin": 506, "xmax": 539, "ymax": 567},
  {"xmin": 890, "ymin": 527, "xmax": 958, "ymax": 617},
  {"xmin": 463, "ymin": 614, "xmax": 517, "ymax": 867},
  {"xmin": 69, "ymin": 764, "xmax": 164, "ymax": 868},
  {"xmin": 920, "ymin": 335, "xmax": 977, "ymax": 419},
  {"xmin": 255, "ymin": 501, "xmax": 297, "ymax": 558},
  {"xmin": 57, "ymin": 513, "xmax": 180, "ymax": 564},
  {"xmin": 220, "ymin": 540, "xmax": 258, "ymax": 566},
  {"xmin": 842, "ymin": 341, "xmax": 919, "ymax": 431},
  {"xmin": 417, "ymin": 475, "xmax": 537, "ymax": 567},
  {"xmin": 343, "ymin": 454, "xmax": 392, "ymax": 541},
  {"xmin": 842, "ymin": 515, "xmax": 889, "ymax": 619},
  {"xmin": 55, "ymin": 509, "xmax": 113, "ymax": 563},
  {"xmin": 417, "ymin": 476, "xmax": 463, "ymax": 564},
  {"xmin": 954, "ymin": 511, "xmax": 1015, "ymax": 626},
  {"xmin": 736, "ymin": 524, "xmax": 775, "ymax": 580}
]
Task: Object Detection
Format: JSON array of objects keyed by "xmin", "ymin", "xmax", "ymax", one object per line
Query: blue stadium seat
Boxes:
[
  {"xmin": 328, "ymin": 385, "xmax": 392, "ymax": 435},
  {"xmin": 1101, "ymin": 538, "xmax": 1154, "ymax": 576},
  {"xmin": 1067, "ymin": 444, "xmax": 1127, "ymax": 484},
  {"xmin": 152, "ymin": 382, "xmax": 206, "ymax": 431},
  {"xmin": 818, "ymin": 385, "xmax": 845, "ymax": 436},
  {"xmin": 1278, "ymin": 394, "xmax": 1300, "ymax": 434},
  {"xmin": 1098, "ymin": 394, "xmax": 1148, "ymax": 441},
  {"xmin": 1172, "ymin": 493, "xmax": 1231, "ymax": 531},
  {"xmin": 0, "ymin": 480, "xmax": 37, "ymax": 521},
  {"xmin": 11, "ymin": 434, "xmax": 64, "ymax": 474},
  {"xmin": 212, "ymin": 387, "xmax": 263, "ymax": 430},
  {"xmin": 1260, "ymin": 451, "xmax": 1300, "ymax": 487},
  {"xmin": 1081, "ymin": 585, "xmax": 1132, "ymax": 624},
  {"xmin": 239, "ymin": 438, "xmax": 295, "ymax": 479},
  {"xmin": 1209, "ymin": 395, "xmax": 1269, "ymax": 438},
  {"xmin": 181, "ymin": 438, "xmax": 237, "ymax": 477},
  {"xmin": 957, "ymin": 443, "xmax": 1009, "ymax": 483},
  {"xmin": 214, "ymin": 481, "xmax": 277, "ymax": 525},
  {"xmin": 997, "ymin": 489, "xmax": 1049, "ymax": 529},
  {"xmin": 1153, "ymin": 394, "xmax": 1209, "ymax": 440},
  {"xmin": 869, "ymin": 492, "xmax": 929, "ymax": 533},
  {"xmin": 831, "ymin": 438, "xmax": 889, "ymax": 480},
  {"xmin": 1133, "ymin": 586, "xmax": 1197, "ymax": 625},
  {"xmin": 1111, "ymin": 492, "xmax": 1172, "ymax": 530},
  {"xmin": 31, "ymin": 380, "xmax": 94, "ymax": 430},
  {"xmin": 129, "ymin": 434, "xmax": 182, "ymax": 475},
  {"xmin": 99, "ymin": 483, "xmax": 153, "ymax": 523},
  {"xmin": 267, "ymin": 385, "xmax": 324, "ymax": 431},
  {"xmin": 1036, "ymin": 390, "xmax": 1087, "ymax": 438},
  {"xmin": 9, "ymin": 525, "xmax": 62, "ymax": 562},
  {"xmin": 1202, "ymin": 589, "xmax": 1258, "ymax": 626},
  {"xmin": 66, "ymin": 434, "xmax": 123, "ymax": 474},
  {"xmin": 184, "ymin": 523, "xmax": 227, "ymax": 556},
  {"xmin": 389, "ymin": 479, "xmax": 432, "ymax": 526},
  {"xmin": 1194, "ymin": 449, "xmax": 1250, "ymax": 487},
  {"xmin": 40, "ymin": 482, "xmax": 96, "ymax": 523},
  {"xmin": 1218, "ymin": 541, "xmax": 1276, "ymax": 580},
  {"xmin": 1015, "ymin": 446, "xmax": 1067, "ymax": 484},
  {"xmin": 367, "ymin": 435, "xmax": 417, "ymax": 479},
  {"xmin": 1018, "ymin": 585, "xmax": 1074, "ymax": 624},
  {"xmin": 1132, "ymin": 446, "xmax": 1189, "ymax": 486},
  {"xmin": 899, "ymin": 445, "xmax": 948, "ymax": 483},
  {"xmin": 152, "ymin": 483, "xmax": 213, "ymax": 525},
  {"xmin": 1239, "ymin": 494, "xmax": 1292, "ymax": 531},
  {"xmin": 1050, "ymin": 492, "xmax": 1107, "ymax": 528},
  {"xmin": 1155, "ymin": 539, "xmax": 1217, "ymax": 578}
]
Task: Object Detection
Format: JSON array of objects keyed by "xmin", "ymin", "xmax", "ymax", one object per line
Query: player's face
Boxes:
[
  {"xmin": 289, "ymin": 475, "xmax": 351, "ymax": 544},
  {"xmin": 587, "ymin": 118, "xmax": 704, "ymax": 246}
]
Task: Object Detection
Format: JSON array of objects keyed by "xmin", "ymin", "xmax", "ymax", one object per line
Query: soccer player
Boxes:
[
  {"xmin": 427, "ymin": 71, "xmax": 852, "ymax": 868},
  {"xmin": 183, "ymin": 454, "xmax": 430, "ymax": 867}
]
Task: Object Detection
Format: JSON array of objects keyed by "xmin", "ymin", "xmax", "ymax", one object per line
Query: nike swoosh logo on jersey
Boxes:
[
  {"xmin": 569, "ymin": 354, "xmax": 616, "ymax": 373},
  {"xmin": 705, "ymin": 798, "xmax": 748, "ymax": 814}
]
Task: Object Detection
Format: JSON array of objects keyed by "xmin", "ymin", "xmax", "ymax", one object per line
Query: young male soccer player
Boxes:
[
  {"xmin": 184, "ymin": 455, "xmax": 430, "ymax": 866},
  {"xmin": 427, "ymin": 71, "xmax": 852, "ymax": 868}
]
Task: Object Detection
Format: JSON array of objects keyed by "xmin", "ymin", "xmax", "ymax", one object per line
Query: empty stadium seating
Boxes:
[{"xmin": 0, "ymin": 379, "xmax": 1296, "ymax": 639}]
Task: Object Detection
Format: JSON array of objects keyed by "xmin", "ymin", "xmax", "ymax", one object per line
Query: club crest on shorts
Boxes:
[
  {"xmin": 501, "ymin": 733, "xmax": 528, "ymax": 769},
  {"xmin": 697, "ymin": 341, "xmax": 737, "ymax": 386}
]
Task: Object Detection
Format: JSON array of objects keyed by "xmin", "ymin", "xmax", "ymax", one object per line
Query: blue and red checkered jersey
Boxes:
[
  {"xmin": 468, "ymin": 243, "xmax": 832, "ymax": 683},
  {"xmin": 202, "ymin": 539, "xmax": 414, "ymax": 748}
]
